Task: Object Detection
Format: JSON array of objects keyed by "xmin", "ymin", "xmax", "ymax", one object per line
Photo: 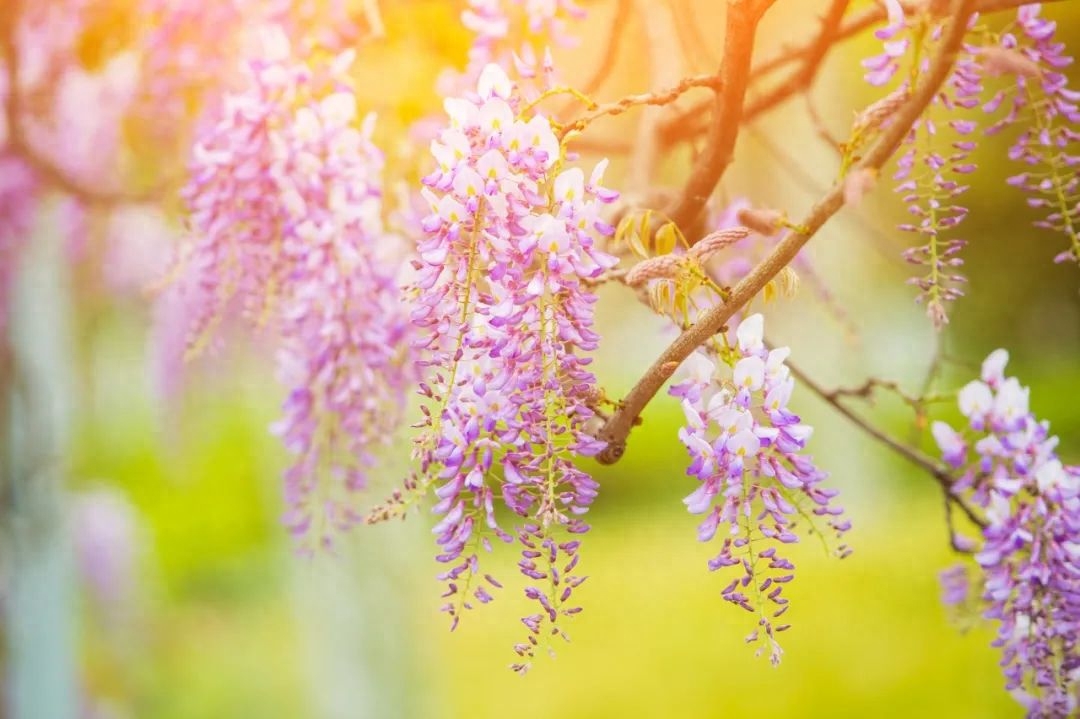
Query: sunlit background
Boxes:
[{"xmin": 3, "ymin": 1, "xmax": 1080, "ymax": 717}]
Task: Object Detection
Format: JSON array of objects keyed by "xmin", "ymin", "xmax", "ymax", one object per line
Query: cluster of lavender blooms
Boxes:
[
  {"xmin": 463, "ymin": 0, "xmax": 584, "ymax": 65},
  {"xmin": 169, "ymin": 27, "xmax": 414, "ymax": 551},
  {"xmin": 669, "ymin": 314, "xmax": 850, "ymax": 665},
  {"xmin": 983, "ymin": 4, "xmax": 1080, "ymax": 266},
  {"xmin": 863, "ymin": 0, "xmax": 981, "ymax": 329},
  {"xmin": 862, "ymin": 2, "xmax": 1080, "ymax": 326},
  {"xmin": 403, "ymin": 62, "xmax": 616, "ymax": 669},
  {"xmin": 932, "ymin": 350, "xmax": 1080, "ymax": 717}
]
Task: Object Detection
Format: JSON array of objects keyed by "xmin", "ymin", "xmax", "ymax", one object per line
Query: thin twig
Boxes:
[
  {"xmin": 803, "ymin": 91, "xmax": 843, "ymax": 154},
  {"xmin": 672, "ymin": 0, "xmax": 720, "ymax": 73},
  {"xmin": 785, "ymin": 358, "xmax": 987, "ymax": 530},
  {"xmin": 742, "ymin": 0, "xmax": 850, "ymax": 129},
  {"xmin": 560, "ymin": 73, "xmax": 722, "ymax": 137},
  {"xmin": 943, "ymin": 492, "xmax": 977, "ymax": 553},
  {"xmin": 595, "ymin": 0, "xmax": 978, "ymax": 464}
]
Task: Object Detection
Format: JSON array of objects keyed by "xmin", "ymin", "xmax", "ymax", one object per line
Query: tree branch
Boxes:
[
  {"xmin": 783, "ymin": 359, "xmax": 987, "ymax": 530},
  {"xmin": 560, "ymin": 73, "xmax": 722, "ymax": 138},
  {"xmin": 657, "ymin": 0, "xmax": 1069, "ymax": 147},
  {"xmin": 662, "ymin": 0, "xmax": 770, "ymax": 237},
  {"xmin": 595, "ymin": 0, "xmax": 978, "ymax": 464},
  {"xmin": 743, "ymin": 0, "xmax": 850, "ymax": 120}
]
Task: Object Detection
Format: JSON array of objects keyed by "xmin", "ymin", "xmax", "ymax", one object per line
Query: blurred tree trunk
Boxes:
[{"xmin": 2, "ymin": 211, "xmax": 79, "ymax": 719}]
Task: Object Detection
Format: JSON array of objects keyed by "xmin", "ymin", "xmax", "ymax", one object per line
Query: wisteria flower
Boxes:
[
  {"xmin": 981, "ymin": 5, "xmax": 1080, "ymax": 266},
  {"xmin": 400, "ymin": 60, "xmax": 617, "ymax": 669},
  {"xmin": 670, "ymin": 313, "xmax": 850, "ymax": 665},
  {"xmin": 932, "ymin": 349, "xmax": 1080, "ymax": 717},
  {"xmin": 166, "ymin": 27, "xmax": 415, "ymax": 551}
]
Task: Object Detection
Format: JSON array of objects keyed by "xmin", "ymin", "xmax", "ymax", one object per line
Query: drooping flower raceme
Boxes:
[
  {"xmin": 932, "ymin": 350, "xmax": 1080, "ymax": 717},
  {"xmin": 670, "ymin": 314, "xmax": 851, "ymax": 666},
  {"xmin": 169, "ymin": 28, "xmax": 414, "ymax": 551},
  {"xmin": 403, "ymin": 62, "xmax": 616, "ymax": 670},
  {"xmin": 982, "ymin": 4, "xmax": 1080, "ymax": 267},
  {"xmin": 861, "ymin": 2, "xmax": 983, "ymax": 328}
]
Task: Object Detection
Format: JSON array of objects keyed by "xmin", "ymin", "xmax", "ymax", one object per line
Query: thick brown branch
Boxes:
[
  {"xmin": 784, "ymin": 360, "xmax": 987, "ymax": 530},
  {"xmin": 595, "ymin": 0, "xmax": 977, "ymax": 464},
  {"xmin": 662, "ymin": 0, "xmax": 768, "ymax": 237}
]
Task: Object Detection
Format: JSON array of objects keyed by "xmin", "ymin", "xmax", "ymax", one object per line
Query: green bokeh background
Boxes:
[{"xmin": 13, "ymin": 1, "xmax": 1080, "ymax": 717}]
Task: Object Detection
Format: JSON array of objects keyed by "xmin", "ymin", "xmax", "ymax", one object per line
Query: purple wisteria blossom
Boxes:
[
  {"xmin": 862, "ymin": 2, "xmax": 983, "ymax": 328},
  {"xmin": 982, "ymin": 4, "xmax": 1080, "ymax": 266},
  {"xmin": 406, "ymin": 61, "xmax": 616, "ymax": 668},
  {"xmin": 168, "ymin": 27, "xmax": 414, "ymax": 551},
  {"xmin": 862, "ymin": 0, "xmax": 909, "ymax": 87},
  {"xmin": 933, "ymin": 350, "xmax": 1080, "ymax": 717},
  {"xmin": 670, "ymin": 314, "xmax": 850, "ymax": 665}
]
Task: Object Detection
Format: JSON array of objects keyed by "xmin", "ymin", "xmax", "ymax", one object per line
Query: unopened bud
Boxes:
[
  {"xmin": 689, "ymin": 227, "xmax": 750, "ymax": 262},
  {"xmin": 625, "ymin": 255, "xmax": 683, "ymax": 286},
  {"xmin": 736, "ymin": 207, "xmax": 783, "ymax": 236}
]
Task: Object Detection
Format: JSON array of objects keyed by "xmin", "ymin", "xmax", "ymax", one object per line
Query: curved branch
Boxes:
[
  {"xmin": 595, "ymin": 0, "xmax": 978, "ymax": 464},
  {"xmin": 783, "ymin": 359, "xmax": 986, "ymax": 530}
]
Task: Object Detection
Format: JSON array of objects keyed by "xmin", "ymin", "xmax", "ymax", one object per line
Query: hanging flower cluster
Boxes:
[
  {"xmin": 863, "ymin": 2, "xmax": 1080, "ymax": 324},
  {"xmin": 862, "ymin": 1, "xmax": 982, "ymax": 329},
  {"xmin": 932, "ymin": 350, "xmax": 1080, "ymax": 717},
  {"xmin": 170, "ymin": 27, "xmax": 414, "ymax": 551},
  {"xmin": 401, "ymin": 62, "xmax": 616, "ymax": 670},
  {"xmin": 670, "ymin": 314, "xmax": 851, "ymax": 666},
  {"xmin": 983, "ymin": 4, "xmax": 1080, "ymax": 267}
]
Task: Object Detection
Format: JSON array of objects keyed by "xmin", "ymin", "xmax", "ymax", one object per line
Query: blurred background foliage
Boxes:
[{"xmin": 11, "ymin": 0, "xmax": 1080, "ymax": 717}]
